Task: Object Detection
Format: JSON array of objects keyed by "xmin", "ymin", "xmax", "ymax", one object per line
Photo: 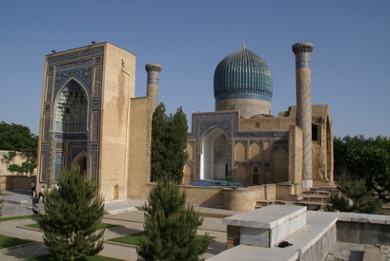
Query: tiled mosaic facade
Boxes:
[
  {"xmin": 39, "ymin": 46, "xmax": 104, "ymax": 187},
  {"xmin": 187, "ymin": 111, "xmax": 289, "ymax": 185}
]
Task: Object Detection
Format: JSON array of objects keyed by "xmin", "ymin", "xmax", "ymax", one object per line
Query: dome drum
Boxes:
[
  {"xmin": 216, "ymin": 98, "xmax": 271, "ymax": 118},
  {"xmin": 213, "ymin": 47, "xmax": 273, "ymax": 118}
]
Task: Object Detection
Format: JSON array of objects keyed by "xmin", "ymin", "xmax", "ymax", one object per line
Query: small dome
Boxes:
[
  {"xmin": 214, "ymin": 47, "xmax": 273, "ymax": 102},
  {"xmin": 251, "ymin": 114, "xmax": 275, "ymax": 118}
]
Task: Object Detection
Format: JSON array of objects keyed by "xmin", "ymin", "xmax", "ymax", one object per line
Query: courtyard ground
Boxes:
[{"xmin": 1, "ymin": 190, "xmax": 390, "ymax": 260}]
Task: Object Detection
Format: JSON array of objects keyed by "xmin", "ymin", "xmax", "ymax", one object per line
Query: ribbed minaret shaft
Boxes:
[
  {"xmin": 292, "ymin": 42, "xmax": 314, "ymax": 191},
  {"xmin": 145, "ymin": 63, "xmax": 162, "ymax": 112}
]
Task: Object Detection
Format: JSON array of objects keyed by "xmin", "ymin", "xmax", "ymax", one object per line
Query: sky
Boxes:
[{"xmin": 0, "ymin": 1, "xmax": 389, "ymax": 138}]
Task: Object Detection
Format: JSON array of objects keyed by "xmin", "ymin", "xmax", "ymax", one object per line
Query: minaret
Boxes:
[
  {"xmin": 145, "ymin": 63, "xmax": 162, "ymax": 112},
  {"xmin": 292, "ymin": 42, "xmax": 314, "ymax": 191}
]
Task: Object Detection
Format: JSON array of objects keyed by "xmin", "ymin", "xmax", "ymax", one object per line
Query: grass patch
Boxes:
[
  {"xmin": 109, "ymin": 231, "xmax": 147, "ymax": 245},
  {"xmin": 109, "ymin": 232, "xmax": 214, "ymax": 246},
  {"xmin": 0, "ymin": 215, "xmax": 35, "ymax": 223},
  {"xmin": 25, "ymin": 254, "xmax": 125, "ymax": 261},
  {"xmin": 25, "ymin": 223, "xmax": 119, "ymax": 230},
  {"xmin": 0, "ymin": 234, "xmax": 32, "ymax": 249}
]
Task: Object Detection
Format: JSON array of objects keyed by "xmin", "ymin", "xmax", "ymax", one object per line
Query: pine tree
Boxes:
[
  {"xmin": 37, "ymin": 168, "xmax": 105, "ymax": 261},
  {"xmin": 137, "ymin": 176, "xmax": 211, "ymax": 261},
  {"xmin": 326, "ymin": 175, "xmax": 382, "ymax": 214},
  {"xmin": 166, "ymin": 107, "xmax": 188, "ymax": 183},
  {"xmin": 151, "ymin": 103, "xmax": 188, "ymax": 183},
  {"xmin": 151, "ymin": 103, "xmax": 169, "ymax": 182}
]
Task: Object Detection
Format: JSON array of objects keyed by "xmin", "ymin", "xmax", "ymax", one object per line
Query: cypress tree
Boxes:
[
  {"xmin": 37, "ymin": 168, "xmax": 105, "ymax": 261},
  {"xmin": 151, "ymin": 103, "xmax": 169, "ymax": 182},
  {"xmin": 137, "ymin": 176, "xmax": 211, "ymax": 261},
  {"xmin": 151, "ymin": 103, "xmax": 188, "ymax": 183},
  {"xmin": 166, "ymin": 107, "xmax": 188, "ymax": 183}
]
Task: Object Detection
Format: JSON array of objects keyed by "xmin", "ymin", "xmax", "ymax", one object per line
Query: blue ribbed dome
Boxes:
[{"xmin": 214, "ymin": 47, "xmax": 273, "ymax": 102}]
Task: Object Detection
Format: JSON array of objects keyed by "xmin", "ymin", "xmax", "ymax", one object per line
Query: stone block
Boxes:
[{"xmin": 224, "ymin": 205, "xmax": 307, "ymax": 247}]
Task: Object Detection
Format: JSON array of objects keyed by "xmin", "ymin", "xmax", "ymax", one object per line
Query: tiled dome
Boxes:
[{"xmin": 214, "ymin": 46, "xmax": 273, "ymax": 102}]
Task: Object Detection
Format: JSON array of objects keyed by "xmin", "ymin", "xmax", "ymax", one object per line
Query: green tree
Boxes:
[
  {"xmin": 0, "ymin": 121, "xmax": 38, "ymax": 154},
  {"xmin": 333, "ymin": 136, "xmax": 348, "ymax": 179},
  {"xmin": 151, "ymin": 103, "xmax": 169, "ymax": 182},
  {"xmin": 37, "ymin": 168, "xmax": 105, "ymax": 261},
  {"xmin": 326, "ymin": 175, "xmax": 382, "ymax": 214},
  {"xmin": 345, "ymin": 136, "xmax": 390, "ymax": 203},
  {"xmin": 151, "ymin": 103, "xmax": 188, "ymax": 183},
  {"xmin": 137, "ymin": 176, "xmax": 211, "ymax": 261}
]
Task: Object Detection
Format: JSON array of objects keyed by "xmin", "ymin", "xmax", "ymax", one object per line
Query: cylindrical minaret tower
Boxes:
[
  {"xmin": 292, "ymin": 42, "xmax": 314, "ymax": 191},
  {"xmin": 145, "ymin": 63, "xmax": 162, "ymax": 112}
]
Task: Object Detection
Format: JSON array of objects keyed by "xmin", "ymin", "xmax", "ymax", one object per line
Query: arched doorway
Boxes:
[
  {"xmin": 71, "ymin": 151, "xmax": 87, "ymax": 174},
  {"xmin": 200, "ymin": 128, "xmax": 228, "ymax": 180},
  {"xmin": 54, "ymin": 79, "xmax": 89, "ymax": 177}
]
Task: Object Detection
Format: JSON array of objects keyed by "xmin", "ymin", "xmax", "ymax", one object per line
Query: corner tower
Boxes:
[
  {"xmin": 214, "ymin": 44, "xmax": 273, "ymax": 118},
  {"xmin": 292, "ymin": 42, "xmax": 314, "ymax": 190}
]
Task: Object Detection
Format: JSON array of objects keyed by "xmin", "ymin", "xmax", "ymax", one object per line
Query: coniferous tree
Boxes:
[
  {"xmin": 151, "ymin": 103, "xmax": 188, "ymax": 183},
  {"xmin": 37, "ymin": 168, "xmax": 105, "ymax": 261},
  {"xmin": 137, "ymin": 176, "xmax": 211, "ymax": 261},
  {"xmin": 151, "ymin": 103, "xmax": 169, "ymax": 182},
  {"xmin": 326, "ymin": 175, "xmax": 382, "ymax": 214},
  {"xmin": 166, "ymin": 107, "xmax": 188, "ymax": 183}
]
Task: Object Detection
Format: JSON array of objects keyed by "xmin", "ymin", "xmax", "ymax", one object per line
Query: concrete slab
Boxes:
[
  {"xmin": 208, "ymin": 211, "xmax": 338, "ymax": 261},
  {"xmin": 223, "ymin": 205, "xmax": 306, "ymax": 229}
]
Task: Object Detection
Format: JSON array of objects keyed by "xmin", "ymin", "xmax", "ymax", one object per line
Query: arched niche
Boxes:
[
  {"xmin": 53, "ymin": 79, "xmax": 89, "ymax": 177},
  {"xmin": 54, "ymin": 79, "xmax": 89, "ymax": 133},
  {"xmin": 71, "ymin": 150, "xmax": 88, "ymax": 174},
  {"xmin": 200, "ymin": 128, "xmax": 228, "ymax": 180},
  {"xmin": 183, "ymin": 163, "xmax": 194, "ymax": 184},
  {"xmin": 186, "ymin": 143, "xmax": 194, "ymax": 160},
  {"xmin": 273, "ymin": 148, "xmax": 288, "ymax": 183},
  {"xmin": 233, "ymin": 163, "xmax": 247, "ymax": 186},
  {"xmin": 249, "ymin": 142, "xmax": 262, "ymax": 161},
  {"xmin": 234, "ymin": 142, "xmax": 246, "ymax": 161}
]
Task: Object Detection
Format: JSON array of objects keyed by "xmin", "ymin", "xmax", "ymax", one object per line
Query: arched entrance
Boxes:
[
  {"xmin": 200, "ymin": 128, "xmax": 228, "ymax": 180},
  {"xmin": 71, "ymin": 151, "xmax": 87, "ymax": 174},
  {"xmin": 54, "ymin": 79, "xmax": 89, "ymax": 178}
]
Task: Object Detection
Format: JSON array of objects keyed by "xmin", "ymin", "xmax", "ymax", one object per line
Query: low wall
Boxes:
[
  {"xmin": 0, "ymin": 175, "xmax": 34, "ymax": 191},
  {"xmin": 223, "ymin": 188, "xmax": 256, "ymax": 211},
  {"xmin": 336, "ymin": 213, "xmax": 390, "ymax": 245},
  {"xmin": 145, "ymin": 183, "xmax": 279, "ymax": 210},
  {"xmin": 145, "ymin": 183, "xmax": 225, "ymax": 208},
  {"xmin": 182, "ymin": 185, "xmax": 224, "ymax": 208}
]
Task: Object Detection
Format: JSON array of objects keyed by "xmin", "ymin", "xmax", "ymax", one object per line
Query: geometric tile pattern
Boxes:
[
  {"xmin": 39, "ymin": 46, "xmax": 104, "ymax": 187},
  {"xmin": 187, "ymin": 111, "xmax": 289, "ymax": 181}
]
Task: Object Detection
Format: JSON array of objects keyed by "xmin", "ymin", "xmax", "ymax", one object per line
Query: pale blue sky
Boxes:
[{"xmin": 0, "ymin": 1, "xmax": 389, "ymax": 138}]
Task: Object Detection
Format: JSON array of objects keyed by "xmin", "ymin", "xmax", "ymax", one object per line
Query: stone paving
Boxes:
[
  {"xmin": 3, "ymin": 190, "xmax": 390, "ymax": 261},
  {"xmin": 0, "ymin": 191, "xmax": 230, "ymax": 261}
]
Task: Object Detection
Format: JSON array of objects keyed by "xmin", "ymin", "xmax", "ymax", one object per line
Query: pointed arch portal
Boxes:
[
  {"xmin": 53, "ymin": 79, "xmax": 89, "ymax": 178},
  {"xmin": 200, "ymin": 128, "xmax": 228, "ymax": 180}
]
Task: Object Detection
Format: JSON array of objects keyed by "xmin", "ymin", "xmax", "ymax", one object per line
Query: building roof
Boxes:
[{"xmin": 213, "ymin": 46, "xmax": 273, "ymax": 102}]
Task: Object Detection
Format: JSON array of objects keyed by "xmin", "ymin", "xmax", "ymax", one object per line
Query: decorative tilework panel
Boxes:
[
  {"xmin": 46, "ymin": 74, "xmax": 54, "ymax": 103},
  {"xmin": 40, "ymin": 154, "xmax": 47, "ymax": 183},
  {"xmin": 55, "ymin": 132, "xmax": 88, "ymax": 140},
  {"xmin": 54, "ymin": 153, "xmax": 62, "ymax": 181},
  {"xmin": 90, "ymin": 143, "xmax": 99, "ymax": 151},
  {"xmin": 93, "ymin": 66, "xmax": 102, "ymax": 97},
  {"xmin": 91, "ymin": 110, "xmax": 100, "ymax": 141},
  {"xmin": 54, "ymin": 67, "xmax": 93, "ymax": 96},
  {"xmin": 43, "ymin": 113, "xmax": 50, "ymax": 143},
  {"xmin": 90, "ymin": 154, "xmax": 98, "ymax": 183},
  {"xmin": 47, "ymin": 46, "xmax": 104, "ymax": 65}
]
